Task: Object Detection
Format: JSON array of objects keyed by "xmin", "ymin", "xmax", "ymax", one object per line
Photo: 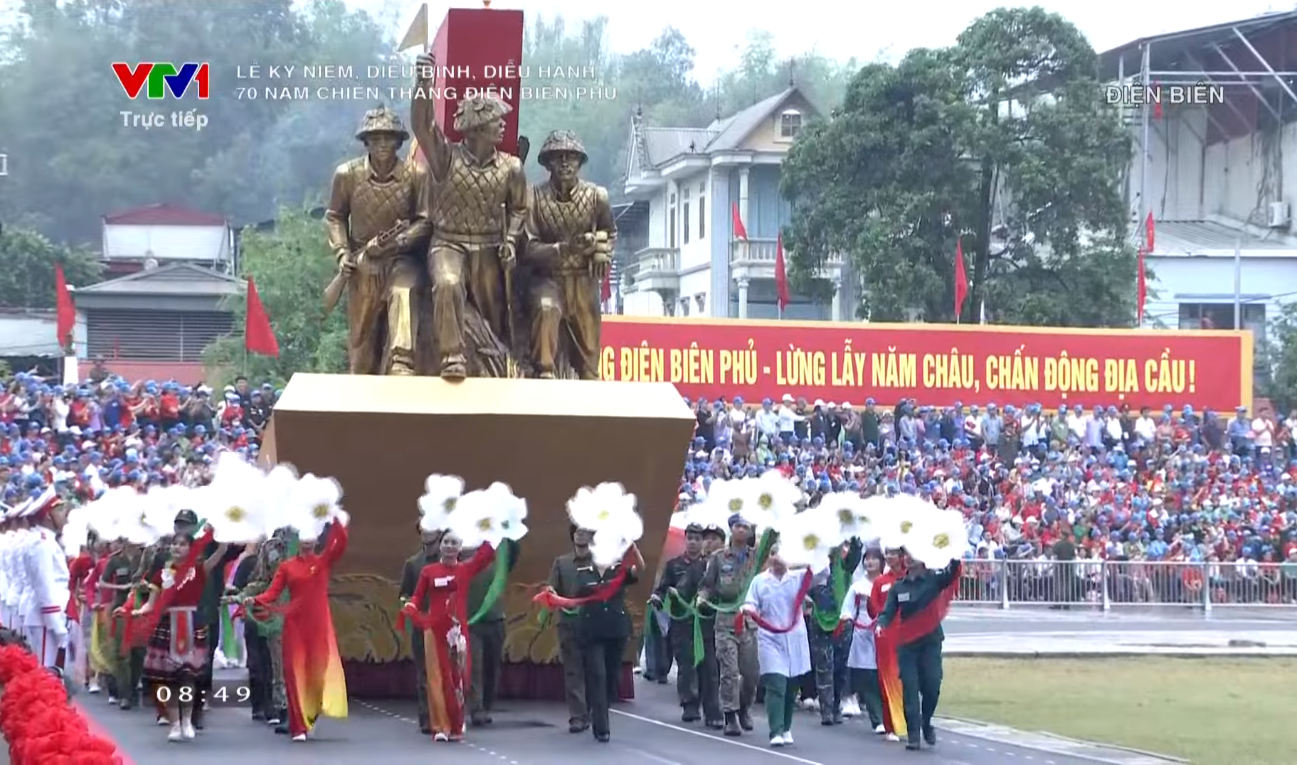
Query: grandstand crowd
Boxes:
[{"xmin": 4, "ymin": 369, "xmax": 1296, "ymax": 605}]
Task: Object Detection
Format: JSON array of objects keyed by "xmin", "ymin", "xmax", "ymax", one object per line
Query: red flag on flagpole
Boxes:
[
  {"xmin": 953, "ymin": 238, "xmax": 969, "ymax": 322},
  {"xmin": 54, "ymin": 265, "xmax": 75, "ymax": 349},
  {"xmin": 1145, "ymin": 212, "xmax": 1155, "ymax": 252},
  {"xmin": 1136, "ymin": 246, "xmax": 1147, "ymax": 323},
  {"xmin": 1151, "ymin": 82, "xmax": 1163, "ymax": 119},
  {"xmin": 731, "ymin": 202, "xmax": 748, "ymax": 241},
  {"xmin": 774, "ymin": 233, "xmax": 791, "ymax": 314},
  {"xmin": 244, "ymin": 277, "xmax": 280, "ymax": 357}
]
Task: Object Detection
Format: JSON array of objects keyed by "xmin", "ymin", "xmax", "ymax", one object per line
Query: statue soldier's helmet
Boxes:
[
  {"xmin": 538, "ymin": 129, "xmax": 588, "ymax": 167},
  {"xmin": 452, "ymin": 95, "xmax": 512, "ymax": 134},
  {"xmin": 355, "ymin": 105, "xmax": 410, "ymax": 142}
]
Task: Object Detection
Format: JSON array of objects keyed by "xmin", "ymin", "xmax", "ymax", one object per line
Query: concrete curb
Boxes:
[
  {"xmin": 936, "ymin": 715, "xmax": 1187, "ymax": 764},
  {"xmin": 946, "ymin": 650, "xmax": 1297, "ymax": 658}
]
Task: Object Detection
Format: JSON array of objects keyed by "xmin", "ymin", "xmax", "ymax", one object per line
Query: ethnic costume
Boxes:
[
  {"xmin": 868, "ymin": 565, "xmax": 907, "ymax": 739},
  {"xmin": 141, "ymin": 559, "xmax": 209, "ymax": 690},
  {"xmin": 402, "ymin": 543, "xmax": 496, "ymax": 741},
  {"xmin": 250, "ymin": 523, "xmax": 350, "ymax": 740},
  {"xmin": 840, "ymin": 575, "xmax": 885, "ymax": 731}
]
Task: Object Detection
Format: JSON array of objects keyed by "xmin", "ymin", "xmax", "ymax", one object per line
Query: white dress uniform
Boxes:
[
  {"xmin": 0, "ymin": 523, "xmax": 11, "ymax": 628},
  {"xmin": 13, "ymin": 526, "xmax": 34, "ymax": 632},
  {"xmin": 21, "ymin": 490, "xmax": 69, "ymax": 668},
  {"xmin": 743, "ymin": 568, "xmax": 812, "ymax": 678}
]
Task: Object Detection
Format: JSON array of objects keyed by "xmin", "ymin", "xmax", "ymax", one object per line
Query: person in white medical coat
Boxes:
[
  {"xmin": 841, "ymin": 548, "xmax": 886, "ymax": 733},
  {"xmin": 21, "ymin": 488, "xmax": 70, "ymax": 669},
  {"xmin": 741, "ymin": 552, "xmax": 812, "ymax": 749}
]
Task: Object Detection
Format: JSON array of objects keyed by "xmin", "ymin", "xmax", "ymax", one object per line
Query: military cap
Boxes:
[
  {"xmin": 537, "ymin": 129, "xmax": 588, "ymax": 167},
  {"xmin": 355, "ymin": 105, "xmax": 410, "ymax": 142}
]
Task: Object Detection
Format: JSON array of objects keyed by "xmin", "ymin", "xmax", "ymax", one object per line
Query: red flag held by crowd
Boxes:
[
  {"xmin": 244, "ymin": 277, "xmax": 280, "ymax": 357},
  {"xmin": 1136, "ymin": 246, "xmax": 1147, "ymax": 323},
  {"xmin": 54, "ymin": 264, "xmax": 75, "ymax": 349},
  {"xmin": 953, "ymin": 238, "xmax": 969, "ymax": 321},
  {"xmin": 731, "ymin": 202, "xmax": 748, "ymax": 241},
  {"xmin": 774, "ymin": 233, "xmax": 791, "ymax": 314}
]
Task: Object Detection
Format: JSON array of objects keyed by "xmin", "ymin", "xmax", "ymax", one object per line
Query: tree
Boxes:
[
  {"xmin": 202, "ymin": 208, "xmax": 347, "ymax": 385},
  {"xmin": 0, "ymin": 225, "xmax": 102, "ymax": 308},
  {"xmin": 781, "ymin": 7, "xmax": 1136, "ymax": 326},
  {"xmin": 1262, "ymin": 303, "xmax": 1297, "ymax": 412}
]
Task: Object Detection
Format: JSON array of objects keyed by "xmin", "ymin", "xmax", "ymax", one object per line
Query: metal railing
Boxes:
[{"xmin": 955, "ymin": 559, "xmax": 1297, "ymax": 612}]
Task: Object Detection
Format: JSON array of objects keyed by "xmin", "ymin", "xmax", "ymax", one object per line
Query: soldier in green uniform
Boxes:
[
  {"xmin": 651, "ymin": 523, "xmax": 720, "ymax": 727},
  {"xmin": 807, "ymin": 537, "xmax": 863, "ymax": 724},
  {"xmin": 697, "ymin": 514, "xmax": 759, "ymax": 737},
  {"xmin": 876, "ymin": 552, "xmax": 962, "ymax": 751},
  {"xmin": 466, "ymin": 538, "xmax": 520, "ymax": 726},
  {"xmin": 547, "ymin": 526, "xmax": 595, "ymax": 733},
  {"xmin": 98, "ymin": 538, "xmax": 140, "ymax": 708},
  {"xmin": 235, "ymin": 529, "xmax": 290, "ymax": 733},
  {"xmin": 400, "ymin": 525, "xmax": 443, "ymax": 735}
]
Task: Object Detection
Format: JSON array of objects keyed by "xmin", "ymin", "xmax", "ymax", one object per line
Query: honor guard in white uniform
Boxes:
[
  {"xmin": 21, "ymin": 488, "xmax": 69, "ymax": 669},
  {"xmin": 8, "ymin": 499, "xmax": 34, "ymax": 633},
  {"xmin": 0, "ymin": 505, "xmax": 13, "ymax": 628}
]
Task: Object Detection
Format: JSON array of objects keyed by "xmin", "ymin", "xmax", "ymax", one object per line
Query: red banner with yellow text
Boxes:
[{"xmin": 599, "ymin": 317, "xmax": 1253, "ymax": 411}]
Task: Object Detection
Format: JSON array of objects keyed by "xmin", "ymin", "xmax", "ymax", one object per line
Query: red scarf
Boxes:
[
  {"xmin": 532, "ymin": 549, "xmax": 635, "ymax": 610},
  {"xmin": 883, "ymin": 561, "xmax": 961, "ymax": 646},
  {"xmin": 116, "ymin": 528, "xmax": 214, "ymax": 653},
  {"xmin": 736, "ymin": 568, "xmax": 813, "ymax": 634}
]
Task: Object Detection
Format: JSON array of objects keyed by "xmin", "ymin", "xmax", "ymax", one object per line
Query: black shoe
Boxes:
[
  {"xmin": 820, "ymin": 715, "xmax": 834, "ymax": 726},
  {"xmin": 483, "ymin": 714, "xmax": 493, "ymax": 724},
  {"xmin": 723, "ymin": 712, "xmax": 741, "ymax": 737},
  {"xmin": 470, "ymin": 713, "xmax": 488, "ymax": 726},
  {"xmin": 569, "ymin": 721, "xmax": 589, "ymax": 734},
  {"xmin": 594, "ymin": 731, "xmax": 610, "ymax": 742},
  {"xmin": 737, "ymin": 708, "xmax": 753, "ymax": 731},
  {"xmin": 420, "ymin": 726, "xmax": 432, "ymax": 736},
  {"xmin": 274, "ymin": 723, "xmax": 289, "ymax": 735},
  {"xmin": 656, "ymin": 678, "xmax": 668, "ymax": 684},
  {"xmin": 252, "ymin": 711, "xmax": 266, "ymax": 722},
  {"xmin": 832, "ymin": 712, "xmax": 844, "ymax": 725},
  {"xmin": 705, "ymin": 718, "xmax": 724, "ymax": 730},
  {"xmin": 906, "ymin": 740, "xmax": 922, "ymax": 751},
  {"xmin": 681, "ymin": 707, "xmax": 701, "ymax": 723},
  {"xmin": 923, "ymin": 726, "xmax": 937, "ymax": 745}
]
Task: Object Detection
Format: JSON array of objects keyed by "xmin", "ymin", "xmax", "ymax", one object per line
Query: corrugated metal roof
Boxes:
[
  {"xmin": 76, "ymin": 262, "xmax": 241, "ymax": 296},
  {"xmin": 1151, "ymin": 220, "xmax": 1297, "ymax": 254},
  {"xmin": 103, "ymin": 204, "xmax": 226, "ymax": 227},
  {"xmin": 0, "ymin": 312, "xmax": 61, "ymax": 357},
  {"xmin": 1099, "ymin": 10, "xmax": 1297, "ymax": 82},
  {"xmin": 640, "ymin": 127, "xmax": 718, "ymax": 167}
]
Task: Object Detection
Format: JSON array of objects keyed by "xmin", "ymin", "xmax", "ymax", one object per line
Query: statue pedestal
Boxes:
[{"xmin": 262, "ymin": 373, "xmax": 694, "ymax": 700}]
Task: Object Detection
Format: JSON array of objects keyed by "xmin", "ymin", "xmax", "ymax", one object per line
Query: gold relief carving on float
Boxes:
[
  {"xmin": 502, "ymin": 582, "xmax": 559, "ymax": 664},
  {"xmin": 328, "ymin": 574, "xmax": 412, "ymax": 662}
]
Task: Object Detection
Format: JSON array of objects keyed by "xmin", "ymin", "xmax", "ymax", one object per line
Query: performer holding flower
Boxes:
[
  {"xmin": 133, "ymin": 527, "xmax": 228, "ymax": 743},
  {"xmin": 400, "ymin": 531, "xmax": 496, "ymax": 742},
  {"xmin": 740, "ymin": 546, "xmax": 812, "ymax": 749}
]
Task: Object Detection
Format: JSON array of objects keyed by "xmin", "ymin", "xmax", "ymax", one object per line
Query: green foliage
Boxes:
[
  {"xmin": 781, "ymin": 6, "xmax": 1136, "ymax": 325},
  {"xmin": 202, "ymin": 208, "xmax": 347, "ymax": 385},
  {"xmin": 1261, "ymin": 303, "xmax": 1297, "ymax": 412},
  {"xmin": 0, "ymin": 225, "xmax": 102, "ymax": 308}
]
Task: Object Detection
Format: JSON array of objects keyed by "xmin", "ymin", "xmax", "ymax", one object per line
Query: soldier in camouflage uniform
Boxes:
[
  {"xmin": 521, "ymin": 130, "xmax": 616, "ymax": 379},
  {"xmin": 412, "ymin": 52, "xmax": 529, "ymax": 379},
  {"xmin": 697, "ymin": 514, "xmax": 759, "ymax": 737},
  {"xmin": 325, "ymin": 106, "xmax": 432, "ymax": 375},
  {"xmin": 235, "ymin": 531, "xmax": 289, "ymax": 733},
  {"xmin": 100, "ymin": 539, "xmax": 140, "ymax": 707},
  {"xmin": 807, "ymin": 538, "xmax": 863, "ymax": 725},
  {"xmin": 652, "ymin": 523, "xmax": 722, "ymax": 728}
]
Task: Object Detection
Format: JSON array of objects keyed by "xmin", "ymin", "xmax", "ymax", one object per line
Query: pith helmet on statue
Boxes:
[
  {"xmin": 537, "ymin": 129, "xmax": 588, "ymax": 167},
  {"xmin": 453, "ymin": 95, "xmax": 511, "ymax": 134},
  {"xmin": 355, "ymin": 105, "xmax": 410, "ymax": 142}
]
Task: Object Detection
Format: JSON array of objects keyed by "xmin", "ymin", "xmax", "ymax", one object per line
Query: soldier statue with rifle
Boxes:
[{"xmin": 324, "ymin": 106, "xmax": 431, "ymax": 376}]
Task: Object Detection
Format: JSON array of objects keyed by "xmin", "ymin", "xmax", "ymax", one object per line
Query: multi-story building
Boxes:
[{"xmin": 618, "ymin": 86, "xmax": 850, "ymax": 321}]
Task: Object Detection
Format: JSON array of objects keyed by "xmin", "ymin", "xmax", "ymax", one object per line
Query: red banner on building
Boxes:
[{"xmin": 600, "ymin": 317, "xmax": 1253, "ymax": 411}]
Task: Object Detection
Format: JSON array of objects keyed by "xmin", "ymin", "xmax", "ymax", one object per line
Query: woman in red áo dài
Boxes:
[
  {"xmin": 867, "ymin": 547, "xmax": 907, "ymax": 742},
  {"xmin": 248, "ymin": 522, "xmax": 350, "ymax": 742},
  {"xmin": 400, "ymin": 531, "xmax": 496, "ymax": 742}
]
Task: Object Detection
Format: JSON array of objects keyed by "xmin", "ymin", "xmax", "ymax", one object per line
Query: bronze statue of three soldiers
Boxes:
[{"xmin": 325, "ymin": 52, "xmax": 615, "ymax": 380}]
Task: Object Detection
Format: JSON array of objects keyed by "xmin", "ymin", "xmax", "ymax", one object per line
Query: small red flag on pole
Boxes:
[
  {"xmin": 774, "ymin": 233, "xmax": 791, "ymax": 317},
  {"xmin": 244, "ymin": 277, "xmax": 280, "ymax": 357},
  {"xmin": 953, "ymin": 238, "xmax": 969, "ymax": 322},
  {"xmin": 1145, "ymin": 211, "xmax": 1155, "ymax": 252},
  {"xmin": 1136, "ymin": 246, "xmax": 1147, "ymax": 324},
  {"xmin": 731, "ymin": 202, "xmax": 748, "ymax": 241},
  {"xmin": 600, "ymin": 267, "xmax": 612, "ymax": 305},
  {"xmin": 54, "ymin": 265, "xmax": 75, "ymax": 349}
]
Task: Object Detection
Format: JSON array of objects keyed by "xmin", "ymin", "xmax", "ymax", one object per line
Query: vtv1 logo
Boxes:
[{"xmin": 111, "ymin": 62, "xmax": 210, "ymax": 100}]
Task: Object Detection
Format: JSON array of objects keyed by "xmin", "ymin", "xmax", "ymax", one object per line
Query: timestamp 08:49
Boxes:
[{"xmin": 153, "ymin": 680, "xmax": 254, "ymax": 707}]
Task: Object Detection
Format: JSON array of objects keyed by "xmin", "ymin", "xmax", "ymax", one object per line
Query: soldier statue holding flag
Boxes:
[{"xmin": 410, "ymin": 51, "xmax": 529, "ymax": 380}]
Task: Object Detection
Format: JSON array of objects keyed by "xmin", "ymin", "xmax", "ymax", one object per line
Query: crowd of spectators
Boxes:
[
  {"xmin": 681, "ymin": 395, "xmax": 1297, "ymax": 606},
  {"xmin": 5, "ymin": 367, "xmax": 1295, "ymax": 605}
]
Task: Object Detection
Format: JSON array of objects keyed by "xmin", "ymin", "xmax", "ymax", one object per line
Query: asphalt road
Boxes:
[{"xmin": 80, "ymin": 674, "xmax": 1118, "ymax": 765}]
